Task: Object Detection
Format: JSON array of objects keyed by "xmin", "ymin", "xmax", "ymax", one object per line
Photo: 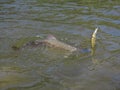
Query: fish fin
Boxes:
[{"xmin": 46, "ymin": 34, "xmax": 57, "ymax": 40}]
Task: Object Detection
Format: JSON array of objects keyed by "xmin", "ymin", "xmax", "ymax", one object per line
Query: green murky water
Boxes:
[{"xmin": 0, "ymin": 0, "xmax": 120, "ymax": 90}]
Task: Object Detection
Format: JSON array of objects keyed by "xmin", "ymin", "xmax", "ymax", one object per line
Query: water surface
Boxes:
[{"xmin": 0, "ymin": 0, "xmax": 120, "ymax": 90}]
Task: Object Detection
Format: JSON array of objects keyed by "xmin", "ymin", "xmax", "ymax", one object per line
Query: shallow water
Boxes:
[{"xmin": 0, "ymin": 0, "xmax": 120, "ymax": 90}]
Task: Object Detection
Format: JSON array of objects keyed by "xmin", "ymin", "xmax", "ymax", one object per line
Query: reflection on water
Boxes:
[{"xmin": 0, "ymin": 0, "xmax": 120, "ymax": 90}]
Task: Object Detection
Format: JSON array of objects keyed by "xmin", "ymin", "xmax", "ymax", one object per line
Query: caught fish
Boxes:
[
  {"xmin": 91, "ymin": 27, "xmax": 98, "ymax": 56},
  {"xmin": 91, "ymin": 27, "xmax": 98, "ymax": 48}
]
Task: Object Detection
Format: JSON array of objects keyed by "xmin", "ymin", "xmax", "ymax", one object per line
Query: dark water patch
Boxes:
[{"xmin": 0, "ymin": 0, "xmax": 15, "ymax": 4}]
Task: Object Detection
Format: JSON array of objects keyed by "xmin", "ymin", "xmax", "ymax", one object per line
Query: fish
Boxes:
[
  {"xmin": 35, "ymin": 35, "xmax": 77, "ymax": 52},
  {"xmin": 91, "ymin": 27, "xmax": 98, "ymax": 48},
  {"xmin": 91, "ymin": 27, "xmax": 98, "ymax": 55}
]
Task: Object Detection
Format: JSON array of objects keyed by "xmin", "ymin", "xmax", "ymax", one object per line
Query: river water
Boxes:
[{"xmin": 0, "ymin": 0, "xmax": 120, "ymax": 90}]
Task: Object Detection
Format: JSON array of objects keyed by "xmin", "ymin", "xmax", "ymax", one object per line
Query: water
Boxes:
[{"xmin": 0, "ymin": 0, "xmax": 120, "ymax": 90}]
